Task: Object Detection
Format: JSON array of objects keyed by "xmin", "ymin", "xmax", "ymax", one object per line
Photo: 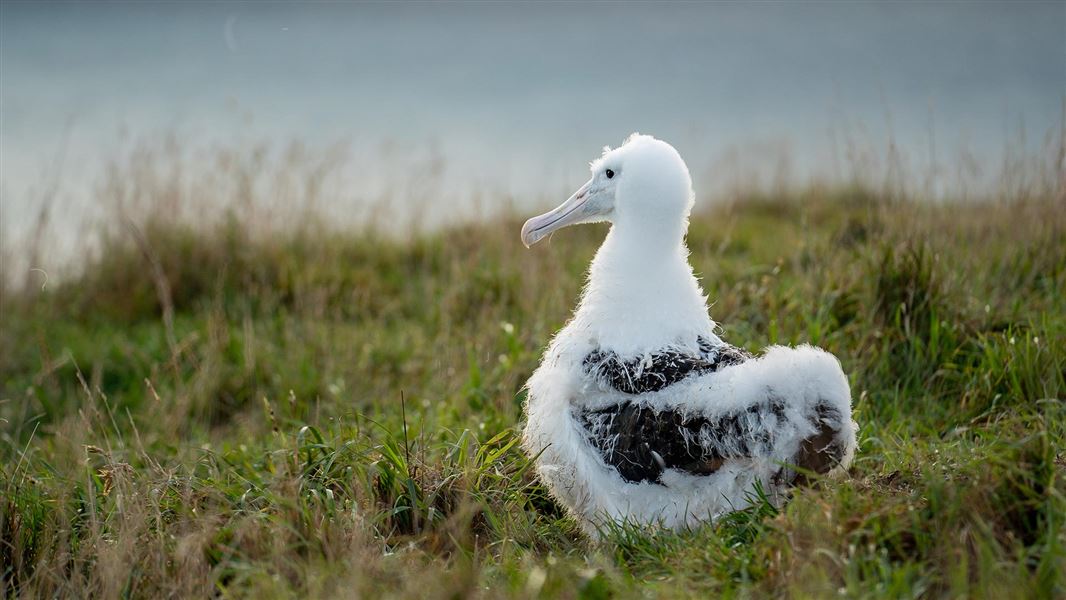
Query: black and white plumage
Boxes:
[
  {"xmin": 519, "ymin": 134, "xmax": 857, "ymax": 535},
  {"xmin": 583, "ymin": 337, "xmax": 751, "ymax": 395}
]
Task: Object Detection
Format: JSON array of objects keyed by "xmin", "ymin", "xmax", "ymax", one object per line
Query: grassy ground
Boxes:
[{"xmin": 1, "ymin": 185, "xmax": 1064, "ymax": 598}]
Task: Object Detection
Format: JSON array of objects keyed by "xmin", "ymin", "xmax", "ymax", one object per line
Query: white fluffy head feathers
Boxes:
[{"xmin": 521, "ymin": 134, "xmax": 694, "ymax": 248}]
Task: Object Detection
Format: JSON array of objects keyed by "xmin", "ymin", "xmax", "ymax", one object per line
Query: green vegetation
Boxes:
[{"xmin": 2, "ymin": 184, "xmax": 1063, "ymax": 598}]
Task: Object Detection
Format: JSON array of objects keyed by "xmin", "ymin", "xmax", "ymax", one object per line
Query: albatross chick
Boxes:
[{"xmin": 520, "ymin": 133, "xmax": 857, "ymax": 536}]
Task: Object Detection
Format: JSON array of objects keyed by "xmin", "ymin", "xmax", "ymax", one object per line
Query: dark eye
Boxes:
[{"xmin": 605, "ymin": 169, "xmax": 615, "ymax": 179}]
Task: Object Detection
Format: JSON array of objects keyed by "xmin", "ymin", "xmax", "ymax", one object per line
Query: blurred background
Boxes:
[
  {"xmin": 2, "ymin": 5, "xmax": 1065, "ymax": 595},
  {"xmin": 1, "ymin": 1, "xmax": 1063, "ymax": 271}
]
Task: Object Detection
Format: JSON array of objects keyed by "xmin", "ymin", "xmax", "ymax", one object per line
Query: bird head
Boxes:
[{"xmin": 521, "ymin": 133, "xmax": 694, "ymax": 248}]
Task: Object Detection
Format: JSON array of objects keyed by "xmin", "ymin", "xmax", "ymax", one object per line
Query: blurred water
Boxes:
[{"xmin": 2, "ymin": 2, "xmax": 1063, "ymax": 243}]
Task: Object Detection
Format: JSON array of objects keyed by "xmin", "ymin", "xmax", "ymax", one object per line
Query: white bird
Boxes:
[{"xmin": 520, "ymin": 134, "xmax": 857, "ymax": 536}]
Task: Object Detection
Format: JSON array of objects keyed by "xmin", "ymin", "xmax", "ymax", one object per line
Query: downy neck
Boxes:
[{"xmin": 573, "ymin": 220, "xmax": 714, "ymax": 355}]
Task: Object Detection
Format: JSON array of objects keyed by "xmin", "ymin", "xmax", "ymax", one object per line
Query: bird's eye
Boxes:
[{"xmin": 605, "ymin": 169, "xmax": 615, "ymax": 179}]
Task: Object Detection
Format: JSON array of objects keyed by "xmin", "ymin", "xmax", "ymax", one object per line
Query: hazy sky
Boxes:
[{"xmin": 2, "ymin": 1, "xmax": 1063, "ymax": 236}]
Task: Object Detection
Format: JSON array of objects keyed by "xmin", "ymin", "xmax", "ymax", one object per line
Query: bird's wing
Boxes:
[
  {"xmin": 583, "ymin": 338, "xmax": 752, "ymax": 395},
  {"xmin": 578, "ymin": 398, "xmax": 847, "ymax": 485}
]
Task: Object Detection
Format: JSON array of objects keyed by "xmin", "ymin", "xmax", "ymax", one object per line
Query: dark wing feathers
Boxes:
[
  {"xmin": 792, "ymin": 404, "xmax": 848, "ymax": 484},
  {"xmin": 583, "ymin": 337, "xmax": 753, "ymax": 395},
  {"xmin": 579, "ymin": 399, "xmax": 786, "ymax": 484},
  {"xmin": 577, "ymin": 339, "xmax": 848, "ymax": 485},
  {"xmin": 579, "ymin": 399, "xmax": 848, "ymax": 485}
]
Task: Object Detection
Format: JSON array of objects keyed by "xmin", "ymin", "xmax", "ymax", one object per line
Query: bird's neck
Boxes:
[{"xmin": 572, "ymin": 223, "xmax": 715, "ymax": 355}]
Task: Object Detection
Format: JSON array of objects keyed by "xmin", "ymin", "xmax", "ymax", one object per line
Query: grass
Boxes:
[{"xmin": 1, "ymin": 176, "xmax": 1064, "ymax": 597}]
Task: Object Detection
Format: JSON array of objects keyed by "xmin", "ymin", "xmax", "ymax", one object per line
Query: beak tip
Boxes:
[{"xmin": 520, "ymin": 220, "xmax": 537, "ymax": 248}]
